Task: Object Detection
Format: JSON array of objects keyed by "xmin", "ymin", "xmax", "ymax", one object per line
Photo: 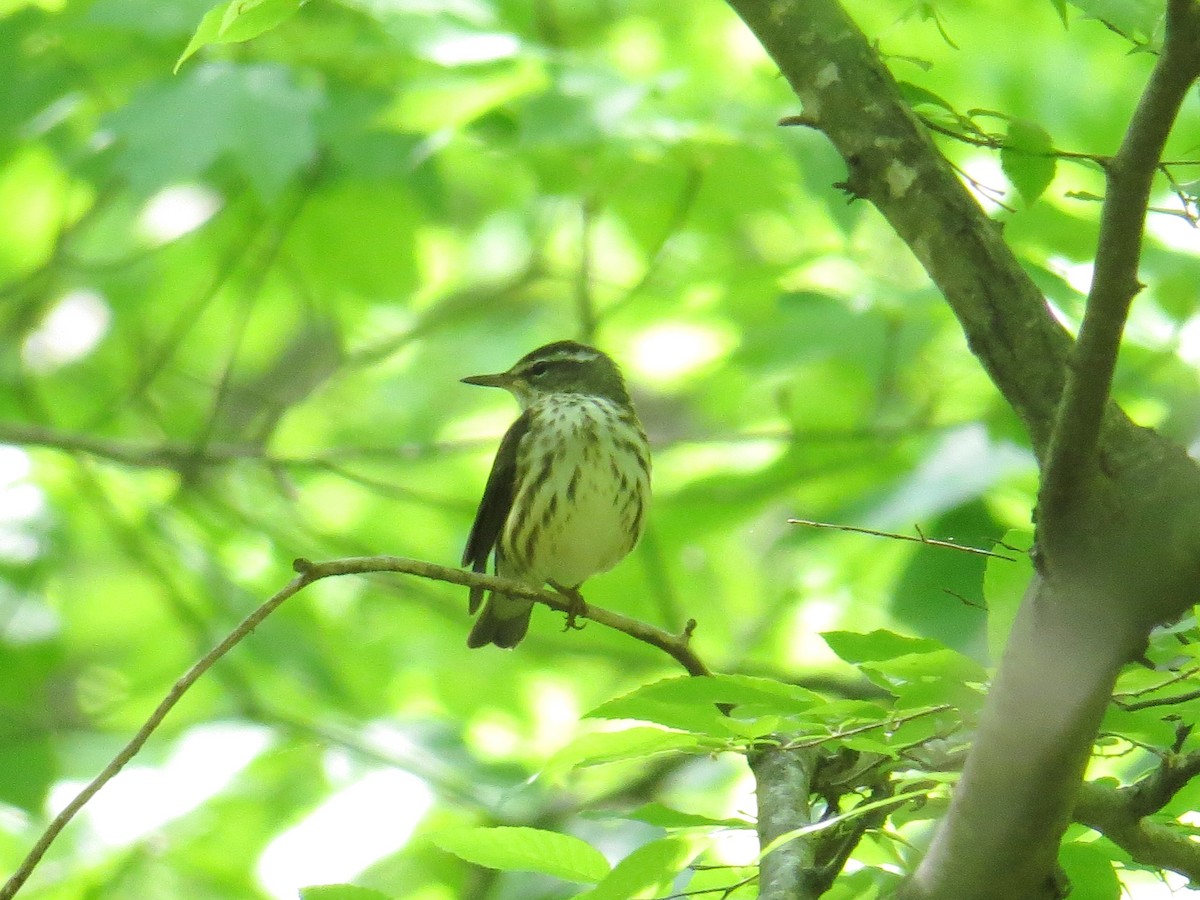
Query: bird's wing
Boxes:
[{"xmin": 462, "ymin": 411, "xmax": 530, "ymax": 613}]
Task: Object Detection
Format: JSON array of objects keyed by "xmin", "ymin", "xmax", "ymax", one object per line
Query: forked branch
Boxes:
[{"xmin": 1040, "ymin": 0, "xmax": 1200, "ymax": 520}]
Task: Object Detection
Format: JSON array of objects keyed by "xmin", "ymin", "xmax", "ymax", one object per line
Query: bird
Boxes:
[{"xmin": 460, "ymin": 340, "xmax": 652, "ymax": 648}]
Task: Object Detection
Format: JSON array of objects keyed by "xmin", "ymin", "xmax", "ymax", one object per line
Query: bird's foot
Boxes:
[{"xmin": 550, "ymin": 582, "xmax": 588, "ymax": 632}]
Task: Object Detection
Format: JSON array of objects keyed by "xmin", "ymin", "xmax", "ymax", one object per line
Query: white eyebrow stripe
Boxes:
[{"xmin": 524, "ymin": 349, "xmax": 600, "ymax": 367}]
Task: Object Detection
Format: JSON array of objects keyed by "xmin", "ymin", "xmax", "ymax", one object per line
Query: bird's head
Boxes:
[{"xmin": 462, "ymin": 340, "xmax": 631, "ymax": 410}]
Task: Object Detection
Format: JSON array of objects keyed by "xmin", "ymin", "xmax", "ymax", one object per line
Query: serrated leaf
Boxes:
[
  {"xmin": 300, "ymin": 886, "xmax": 393, "ymax": 900},
  {"xmin": 1051, "ymin": 0, "xmax": 1069, "ymax": 25},
  {"xmin": 586, "ymin": 674, "xmax": 823, "ymax": 734},
  {"xmin": 431, "ymin": 827, "xmax": 610, "ymax": 883},
  {"xmin": 984, "ymin": 529, "xmax": 1034, "ymax": 665},
  {"xmin": 822, "ymin": 630, "xmax": 945, "ymax": 664},
  {"xmin": 575, "ymin": 835, "xmax": 705, "ymax": 900},
  {"xmin": 1001, "ymin": 119, "xmax": 1056, "ymax": 206}
]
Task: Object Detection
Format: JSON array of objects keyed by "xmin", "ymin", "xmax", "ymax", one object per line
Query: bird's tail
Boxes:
[{"xmin": 467, "ymin": 595, "xmax": 533, "ymax": 649}]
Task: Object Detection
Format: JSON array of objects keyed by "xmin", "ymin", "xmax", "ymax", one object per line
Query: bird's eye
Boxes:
[{"xmin": 527, "ymin": 362, "xmax": 550, "ymax": 379}]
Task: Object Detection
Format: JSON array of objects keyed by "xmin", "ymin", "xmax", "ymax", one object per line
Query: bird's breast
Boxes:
[{"xmin": 503, "ymin": 396, "xmax": 650, "ymax": 588}]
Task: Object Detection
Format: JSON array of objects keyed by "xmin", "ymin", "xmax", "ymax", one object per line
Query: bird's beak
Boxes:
[{"xmin": 461, "ymin": 372, "xmax": 511, "ymax": 389}]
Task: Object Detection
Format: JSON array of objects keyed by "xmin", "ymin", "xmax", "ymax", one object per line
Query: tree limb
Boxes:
[
  {"xmin": 0, "ymin": 556, "xmax": 710, "ymax": 900},
  {"xmin": 724, "ymin": 0, "xmax": 1071, "ymax": 455},
  {"xmin": 722, "ymin": 0, "xmax": 1200, "ymax": 896},
  {"xmin": 1040, "ymin": 0, "xmax": 1200, "ymax": 520},
  {"xmin": 1074, "ymin": 750, "xmax": 1200, "ymax": 883}
]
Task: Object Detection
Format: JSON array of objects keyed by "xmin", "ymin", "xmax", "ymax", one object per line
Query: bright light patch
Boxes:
[
  {"xmin": 957, "ymin": 155, "xmax": 1008, "ymax": 215},
  {"xmin": 655, "ymin": 439, "xmax": 782, "ymax": 489},
  {"xmin": 786, "ymin": 593, "xmax": 846, "ymax": 668},
  {"xmin": 1144, "ymin": 196, "xmax": 1200, "ymax": 253},
  {"xmin": 21, "ymin": 289, "xmax": 111, "ymax": 373},
  {"xmin": 49, "ymin": 722, "xmax": 273, "ymax": 848},
  {"xmin": 525, "ymin": 676, "xmax": 581, "ymax": 753},
  {"xmin": 0, "ymin": 484, "xmax": 44, "ymax": 523},
  {"xmin": 1175, "ymin": 313, "xmax": 1200, "ymax": 369},
  {"xmin": 609, "ymin": 17, "xmax": 665, "ymax": 77},
  {"xmin": 467, "ymin": 711, "xmax": 523, "ymax": 759},
  {"xmin": 709, "ymin": 827, "xmax": 759, "ymax": 865},
  {"xmin": 257, "ymin": 768, "xmax": 433, "ymax": 899},
  {"xmin": 423, "ymin": 31, "xmax": 520, "ymax": 65},
  {"xmin": 629, "ymin": 323, "xmax": 732, "ymax": 384},
  {"xmin": 1053, "ymin": 257, "xmax": 1094, "ymax": 296},
  {"xmin": 724, "ymin": 16, "xmax": 770, "ymax": 70},
  {"xmin": 0, "ymin": 446, "xmax": 30, "ymax": 485},
  {"xmin": 0, "ymin": 450, "xmax": 44, "ymax": 565},
  {"xmin": 138, "ymin": 184, "xmax": 221, "ymax": 244}
]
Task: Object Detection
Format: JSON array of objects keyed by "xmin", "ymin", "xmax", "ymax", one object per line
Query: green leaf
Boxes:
[
  {"xmin": 300, "ymin": 886, "xmax": 394, "ymax": 900},
  {"xmin": 625, "ymin": 802, "xmax": 750, "ymax": 830},
  {"xmin": 1050, "ymin": 0, "xmax": 1069, "ymax": 25},
  {"xmin": 1001, "ymin": 119, "xmax": 1056, "ymax": 206},
  {"xmin": 864, "ymin": 648, "xmax": 989, "ymax": 691},
  {"xmin": 106, "ymin": 62, "xmax": 321, "ymax": 199},
  {"xmin": 544, "ymin": 727, "xmax": 713, "ymax": 778},
  {"xmin": 897, "ymin": 81, "xmax": 959, "ymax": 117},
  {"xmin": 177, "ymin": 0, "xmax": 305, "ymax": 71},
  {"xmin": 587, "ymin": 674, "xmax": 823, "ymax": 733},
  {"xmin": 0, "ymin": 733, "xmax": 56, "ymax": 813},
  {"xmin": 575, "ymin": 835, "xmax": 704, "ymax": 900},
  {"xmin": 984, "ymin": 529, "xmax": 1034, "ymax": 665},
  {"xmin": 430, "ymin": 827, "xmax": 610, "ymax": 883},
  {"xmin": 1059, "ymin": 840, "xmax": 1120, "ymax": 899},
  {"xmin": 822, "ymin": 630, "xmax": 945, "ymax": 664},
  {"xmin": 1070, "ymin": 0, "xmax": 1164, "ymax": 44}
]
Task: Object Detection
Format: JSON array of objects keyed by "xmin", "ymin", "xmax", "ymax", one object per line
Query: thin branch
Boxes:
[
  {"xmin": 0, "ymin": 569, "xmax": 312, "ymax": 900},
  {"xmin": 788, "ymin": 519, "xmax": 1016, "ymax": 560},
  {"xmin": 0, "ymin": 555, "xmax": 710, "ymax": 900},
  {"xmin": 1040, "ymin": 0, "xmax": 1200, "ymax": 519},
  {"xmin": 0, "ymin": 422, "xmax": 489, "ymax": 470},
  {"xmin": 1113, "ymin": 663, "xmax": 1200, "ymax": 701},
  {"xmin": 1115, "ymin": 687, "xmax": 1200, "ymax": 712},
  {"xmin": 780, "ymin": 705, "xmax": 953, "ymax": 751},
  {"xmin": 292, "ymin": 557, "xmax": 713, "ymax": 675}
]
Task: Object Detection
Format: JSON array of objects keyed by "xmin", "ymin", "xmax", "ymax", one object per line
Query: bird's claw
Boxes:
[{"xmin": 552, "ymin": 582, "xmax": 588, "ymax": 632}]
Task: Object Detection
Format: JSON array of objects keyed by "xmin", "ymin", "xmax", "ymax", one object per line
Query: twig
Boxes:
[
  {"xmin": 1115, "ymin": 687, "xmax": 1200, "ymax": 712},
  {"xmin": 780, "ymin": 704, "xmax": 953, "ymax": 751},
  {"xmin": 0, "ymin": 556, "xmax": 710, "ymax": 900},
  {"xmin": 787, "ymin": 519, "xmax": 1016, "ymax": 560},
  {"xmin": 1113, "ymin": 663, "xmax": 1200, "ymax": 700}
]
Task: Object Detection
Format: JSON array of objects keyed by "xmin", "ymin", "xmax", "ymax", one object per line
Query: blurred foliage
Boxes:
[{"xmin": 1, "ymin": 0, "xmax": 1199, "ymax": 897}]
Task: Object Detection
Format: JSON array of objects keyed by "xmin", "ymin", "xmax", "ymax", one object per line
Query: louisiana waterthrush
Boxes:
[{"xmin": 461, "ymin": 340, "xmax": 652, "ymax": 648}]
